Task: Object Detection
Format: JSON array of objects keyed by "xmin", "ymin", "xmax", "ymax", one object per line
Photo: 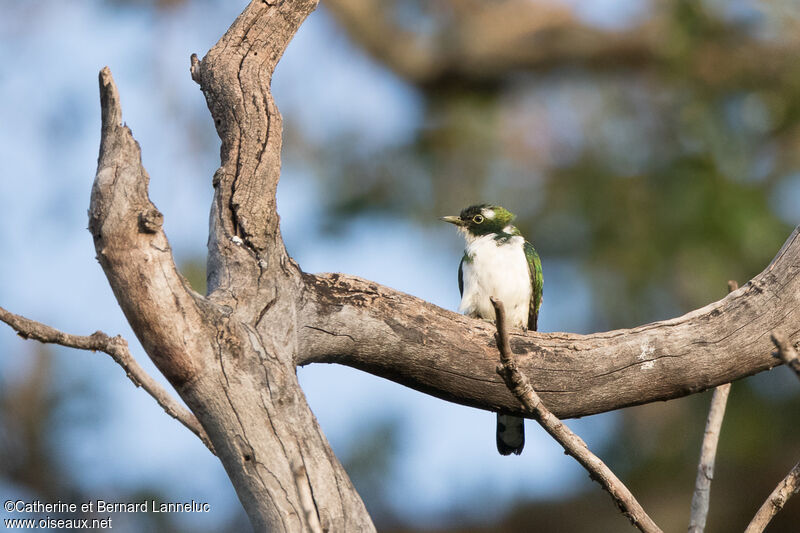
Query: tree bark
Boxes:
[
  {"xmin": 296, "ymin": 227, "xmax": 798, "ymax": 419},
  {"xmin": 744, "ymin": 461, "xmax": 800, "ymax": 533},
  {"xmin": 92, "ymin": 1, "xmax": 373, "ymax": 530},
  {"xmin": 87, "ymin": 0, "xmax": 800, "ymax": 530}
]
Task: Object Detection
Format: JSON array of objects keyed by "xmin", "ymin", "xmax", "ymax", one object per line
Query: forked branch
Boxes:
[
  {"xmin": 0, "ymin": 305, "xmax": 214, "ymax": 454},
  {"xmin": 490, "ymin": 297, "xmax": 662, "ymax": 533}
]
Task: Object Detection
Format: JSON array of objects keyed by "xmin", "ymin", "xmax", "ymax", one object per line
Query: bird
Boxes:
[{"xmin": 441, "ymin": 204, "xmax": 542, "ymax": 455}]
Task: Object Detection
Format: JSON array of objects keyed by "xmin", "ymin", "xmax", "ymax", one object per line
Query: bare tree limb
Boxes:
[
  {"xmin": 770, "ymin": 332, "xmax": 800, "ymax": 381},
  {"xmin": 186, "ymin": 2, "xmax": 374, "ymax": 529},
  {"xmin": 193, "ymin": 0, "xmax": 313, "ymax": 300},
  {"xmin": 490, "ymin": 297, "xmax": 662, "ymax": 533},
  {"xmin": 746, "ymin": 332, "xmax": 800, "ymax": 530},
  {"xmin": 744, "ymin": 461, "xmax": 800, "ymax": 533},
  {"xmin": 687, "ymin": 280, "xmax": 738, "ymax": 533},
  {"xmin": 687, "ymin": 382, "xmax": 732, "ymax": 532},
  {"xmin": 687, "ymin": 385, "xmax": 731, "ymax": 533},
  {"xmin": 91, "ymin": 66, "xmax": 212, "ymax": 388},
  {"xmin": 0, "ymin": 305, "xmax": 214, "ymax": 454},
  {"xmin": 298, "ymin": 226, "xmax": 799, "ymax": 420}
]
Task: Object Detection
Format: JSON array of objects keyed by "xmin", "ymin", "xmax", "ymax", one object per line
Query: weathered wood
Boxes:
[
  {"xmin": 745, "ymin": 461, "xmax": 800, "ymax": 533},
  {"xmin": 91, "ymin": 67, "xmax": 212, "ymax": 388},
  {"xmin": 771, "ymin": 332, "xmax": 800, "ymax": 381},
  {"xmin": 297, "ymin": 227, "xmax": 800, "ymax": 419},
  {"xmin": 90, "ymin": 2, "xmax": 374, "ymax": 531}
]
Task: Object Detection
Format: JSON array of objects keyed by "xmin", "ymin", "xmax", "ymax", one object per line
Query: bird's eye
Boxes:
[{"xmin": 473, "ymin": 214, "xmax": 484, "ymax": 224}]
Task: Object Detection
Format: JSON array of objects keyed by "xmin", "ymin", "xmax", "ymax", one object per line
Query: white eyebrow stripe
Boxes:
[{"xmin": 482, "ymin": 208, "xmax": 495, "ymax": 219}]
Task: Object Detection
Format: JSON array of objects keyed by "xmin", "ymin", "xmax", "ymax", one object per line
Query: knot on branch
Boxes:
[
  {"xmin": 770, "ymin": 494, "xmax": 788, "ymax": 509},
  {"xmin": 88, "ymin": 330, "xmax": 111, "ymax": 346},
  {"xmin": 138, "ymin": 208, "xmax": 164, "ymax": 234}
]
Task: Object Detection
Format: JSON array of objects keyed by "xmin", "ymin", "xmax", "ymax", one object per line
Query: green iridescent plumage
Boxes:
[
  {"xmin": 443, "ymin": 203, "xmax": 543, "ymax": 456},
  {"xmin": 524, "ymin": 241, "xmax": 543, "ymax": 331},
  {"xmin": 451, "ymin": 204, "xmax": 543, "ymax": 331}
]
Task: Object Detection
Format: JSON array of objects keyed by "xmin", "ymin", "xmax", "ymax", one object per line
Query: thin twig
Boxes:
[
  {"xmin": 490, "ymin": 297, "xmax": 662, "ymax": 533},
  {"xmin": 744, "ymin": 461, "xmax": 800, "ymax": 533},
  {"xmin": 770, "ymin": 332, "xmax": 800, "ymax": 381},
  {"xmin": 745, "ymin": 331, "xmax": 800, "ymax": 532},
  {"xmin": 688, "ymin": 385, "xmax": 730, "ymax": 532},
  {"xmin": 0, "ymin": 305, "xmax": 215, "ymax": 454},
  {"xmin": 687, "ymin": 280, "xmax": 738, "ymax": 533}
]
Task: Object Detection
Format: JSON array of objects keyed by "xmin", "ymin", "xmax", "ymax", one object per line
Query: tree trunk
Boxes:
[
  {"xmin": 88, "ymin": 1, "xmax": 800, "ymax": 530},
  {"xmin": 92, "ymin": 1, "xmax": 372, "ymax": 530}
]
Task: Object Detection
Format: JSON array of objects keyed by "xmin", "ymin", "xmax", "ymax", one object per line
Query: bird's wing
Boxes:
[
  {"xmin": 524, "ymin": 241, "xmax": 543, "ymax": 331},
  {"xmin": 458, "ymin": 254, "xmax": 465, "ymax": 297}
]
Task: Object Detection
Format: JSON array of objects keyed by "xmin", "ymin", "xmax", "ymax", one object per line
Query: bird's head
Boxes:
[{"xmin": 440, "ymin": 204, "xmax": 517, "ymax": 237}]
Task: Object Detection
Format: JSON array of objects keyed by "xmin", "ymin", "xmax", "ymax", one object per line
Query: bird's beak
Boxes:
[{"xmin": 439, "ymin": 215, "xmax": 464, "ymax": 226}]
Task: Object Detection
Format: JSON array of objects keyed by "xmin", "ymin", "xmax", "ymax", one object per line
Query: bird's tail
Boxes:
[{"xmin": 496, "ymin": 414, "xmax": 524, "ymax": 455}]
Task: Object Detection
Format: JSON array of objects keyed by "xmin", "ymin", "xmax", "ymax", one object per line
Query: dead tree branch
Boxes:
[
  {"xmin": 490, "ymin": 297, "xmax": 662, "ymax": 533},
  {"xmin": 0, "ymin": 305, "xmax": 214, "ymax": 454},
  {"xmin": 299, "ymin": 227, "xmax": 799, "ymax": 420},
  {"xmin": 744, "ymin": 461, "xmax": 800, "ymax": 533},
  {"xmin": 744, "ymin": 332, "xmax": 800, "ymax": 530},
  {"xmin": 770, "ymin": 332, "xmax": 800, "ymax": 381},
  {"xmin": 89, "ymin": 2, "xmax": 374, "ymax": 530},
  {"xmin": 687, "ymin": 280, "xmax": 738, "ymax": 533},
  {"xmin": 687, "ymin": 382, "xmax": 731, "ymax": 533}
]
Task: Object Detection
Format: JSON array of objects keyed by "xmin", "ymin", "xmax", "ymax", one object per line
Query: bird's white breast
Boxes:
[{"xmin": 459, "ymin": 234, "xmax": 531, "ymax": 328}]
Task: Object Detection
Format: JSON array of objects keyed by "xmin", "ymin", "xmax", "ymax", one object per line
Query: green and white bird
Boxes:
[{"xmin": 441, "ymin": 204, "xmax": 543, "ymax": 456}]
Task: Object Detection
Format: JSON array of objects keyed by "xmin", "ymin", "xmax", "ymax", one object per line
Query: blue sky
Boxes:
[{"xmin": 0, "ymin": 1, "xmax": 617, "ymax": 529}]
